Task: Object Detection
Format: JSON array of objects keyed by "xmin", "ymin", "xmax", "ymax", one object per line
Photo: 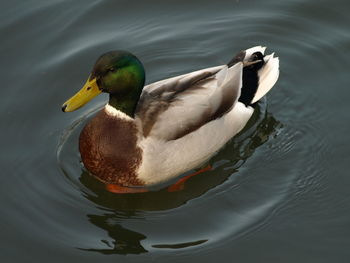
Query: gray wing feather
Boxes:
[{"xmin": 135, "ymin": 63, "xmax": 243, "ymax": 140}]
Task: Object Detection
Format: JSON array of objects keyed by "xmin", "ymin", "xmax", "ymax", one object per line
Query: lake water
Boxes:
[{"xmin": 1, "ymin": 0, "xmax": 350, "ymax": 262}]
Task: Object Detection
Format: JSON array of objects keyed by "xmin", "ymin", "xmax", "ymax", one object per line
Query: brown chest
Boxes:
[{"xmin": 78, "ymin": 110, "xmax": 144, "ymax": 186}]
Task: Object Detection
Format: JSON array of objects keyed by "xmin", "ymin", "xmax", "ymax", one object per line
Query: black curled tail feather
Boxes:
[
  {"xmin": 227, "ymin": 51, "xmax": 265, "ymax": 106},
  {"xmin": 239, "ymin": 52, "xmax": 265, "ymax": 106}
]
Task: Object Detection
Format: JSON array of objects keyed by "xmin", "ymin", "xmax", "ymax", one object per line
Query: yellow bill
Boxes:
[{"xmin": 62, "ymin": 77, "xmax": 101, "ymax": 112}]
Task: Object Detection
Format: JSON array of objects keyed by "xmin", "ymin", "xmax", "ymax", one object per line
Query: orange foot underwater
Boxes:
[
  {"xmin": 167, "ymin": 165, "xmax": 212, "ymax": 192},
  {"xmin": 106, "ymin": 184, "xmax": 149, "ymax": 194},
  {"xmin": 105, "ymin": 165, "xmax": 212, "ymax": 194}
]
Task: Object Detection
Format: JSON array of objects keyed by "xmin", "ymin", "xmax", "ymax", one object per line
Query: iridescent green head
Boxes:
[{"xmin": 62, "ymin": 51, "xmax": 145, "ymax": 117}]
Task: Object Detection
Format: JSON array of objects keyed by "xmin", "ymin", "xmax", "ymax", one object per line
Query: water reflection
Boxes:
[
  {"xmin": 81, "ymin": 212, "xmax": 148, "ymax": 255},
  {"xmin": 152, "ymin": 239, "xmax": 208, "ymax": 249},
  {"xmin": 81, "ymin": 211, "xmax": 209, "ymax": 254}
]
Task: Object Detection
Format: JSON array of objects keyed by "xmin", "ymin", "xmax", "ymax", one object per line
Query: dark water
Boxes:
[{"xmin": 1, "ymin": 0, "xmax": 350, "ymax": 262}]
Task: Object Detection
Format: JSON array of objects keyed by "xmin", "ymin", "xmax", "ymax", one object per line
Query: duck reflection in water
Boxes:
[{"xmin": 80, "ymin": 213, "xmax": 148, "ymax": 255}]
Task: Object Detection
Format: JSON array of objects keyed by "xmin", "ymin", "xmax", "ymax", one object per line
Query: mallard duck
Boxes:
[{"xmin": 62, "ymin": 46, "xmax": 279, "ymax": 191}]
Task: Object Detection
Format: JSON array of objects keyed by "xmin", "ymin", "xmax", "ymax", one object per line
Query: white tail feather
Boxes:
[{"xmin": 251, "ymin": 53, "xmax": 280, "ymax": 103}]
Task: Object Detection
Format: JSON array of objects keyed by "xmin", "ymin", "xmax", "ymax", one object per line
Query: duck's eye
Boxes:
[{"xmin": 109, "ymin": 67, "xmax": 117, "ymax": 73}]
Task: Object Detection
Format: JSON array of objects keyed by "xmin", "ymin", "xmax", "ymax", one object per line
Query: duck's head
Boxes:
[{"xmin": 62, "ymin": 51, "xmax": 145, "ymax": 117}]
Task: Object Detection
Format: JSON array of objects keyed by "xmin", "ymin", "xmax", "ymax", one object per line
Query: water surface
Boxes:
[{"xmin": 1, "ymin": 0, "xmax": 350, "ymax": 262}]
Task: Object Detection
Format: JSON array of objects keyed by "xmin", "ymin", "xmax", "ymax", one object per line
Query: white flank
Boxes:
[{"xmin": 137, "ymin": 102, "xmax": 254, "ymax": 185}]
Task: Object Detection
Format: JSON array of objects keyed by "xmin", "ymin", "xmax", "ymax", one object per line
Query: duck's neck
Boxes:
[
  {"xmin": 107, "ymin": 57, "xmax": 145, "ymax": 118},
  {"xmin": 108, "ymin": 93, "xmax": 140, "ymax": 118}
]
